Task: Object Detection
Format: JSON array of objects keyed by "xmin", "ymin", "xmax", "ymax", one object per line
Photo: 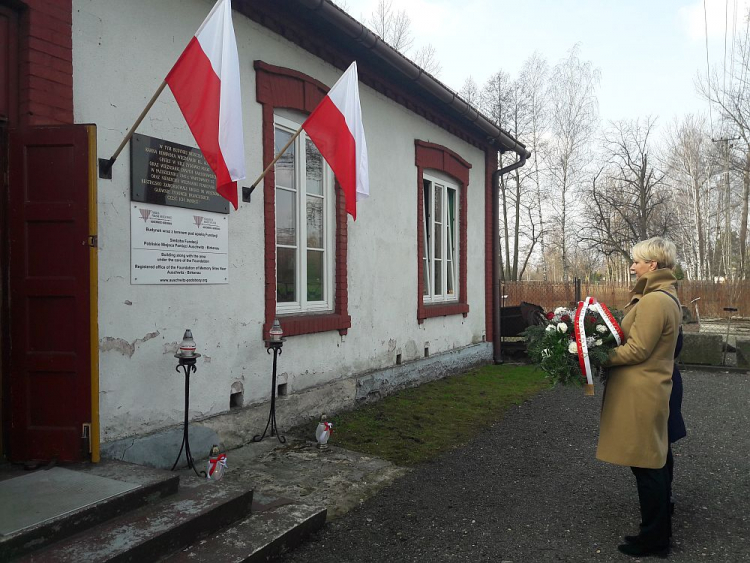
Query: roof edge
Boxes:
[{"xmin": 295, "ymin": 0, "xmax": 530, "ymax": 158}]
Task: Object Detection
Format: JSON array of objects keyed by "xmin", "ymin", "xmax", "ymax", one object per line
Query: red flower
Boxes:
[
  {"xmin": 586, "ymin": 315, "xmax": 596, "ymax": 324},
  {"xmin": 546, "ymin": 312, "xmax": 555, "ymax": 320},
  {"xmin": 561, "ymin": 314, "xmax": 571, "ymax": 322}
]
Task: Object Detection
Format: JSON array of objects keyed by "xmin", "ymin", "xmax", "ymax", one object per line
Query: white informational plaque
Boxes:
[{"xmin": 131, "ymin": 203, "xmax": 228, "ymax": 284}]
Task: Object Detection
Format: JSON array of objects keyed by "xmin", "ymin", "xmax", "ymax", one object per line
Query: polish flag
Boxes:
[
  {"xmin": 166, "ymin": 0, "xmax": 245, "ymax": 209},
  {"xmin": 303, "ymin": 62, "xmax": 369, "ymax": 220}
]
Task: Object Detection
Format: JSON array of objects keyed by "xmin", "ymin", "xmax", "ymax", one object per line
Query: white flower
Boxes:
[
  {"xmin": 595, "ymin": 324, "xmax": 607, "ymax": 334},
  {"xmin": 557, "ymin": 323, "xmax": 568, "ymax": 333},
  {"xmin": 595, "ymin": 339, "xmax": 603, "ymax": 347},
  {"xmin": 545, "ymin": 324, "xmax": 556, "ymax": 332},
  {"xmin": 568, "ymin": 341, "xmax": 578, "ymax": 354},
  {"xmin": 541, "ymin": 349, "xmax": 551, "ymax": 358},
  {"xmin": 586, "ymin": 337, "xmax": 595, "ymax": 347},
  {"xmin": 554, "ymin": 307, "xmax": 568, "ymax": 316}
]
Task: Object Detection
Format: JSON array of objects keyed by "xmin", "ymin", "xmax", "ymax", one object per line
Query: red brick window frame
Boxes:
[
  {"xmin": 256, "ymin": 61, "xmax": 350, "ymax": 338},
  {"xmin": 416, "ymin": 140, "xmax": 470, "ymax": 322}
]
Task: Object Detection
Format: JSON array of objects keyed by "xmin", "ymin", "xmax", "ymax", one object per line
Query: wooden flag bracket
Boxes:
[{"xmin": 99, "ymin": 81, "xmax": 168, "ymax": 180}]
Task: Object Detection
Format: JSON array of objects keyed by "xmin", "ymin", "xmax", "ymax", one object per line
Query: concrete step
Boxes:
[
  {"xmin": 1, "ymin": 460, "xmax": 179, "ymax": 561},
  {"xmin": 15, "ymin": 477, "xmax": 254, "ymax": 563},
  {"xmin": 163, "ymin": 492, "xmax": 326, "ymax": 563}
]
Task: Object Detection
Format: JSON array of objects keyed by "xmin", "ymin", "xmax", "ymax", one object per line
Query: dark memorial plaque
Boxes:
[{"xmin": 131, "ymin": 133, "xmax": 230, "ymax": 214}]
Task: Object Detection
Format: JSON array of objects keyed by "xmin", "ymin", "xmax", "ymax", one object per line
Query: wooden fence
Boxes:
[{"xmin": 502, "ymin": 279, "xmax": 750, "ymax": 319}]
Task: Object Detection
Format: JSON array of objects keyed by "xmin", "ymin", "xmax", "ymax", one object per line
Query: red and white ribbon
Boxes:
[
  {"xmin": 591, "ymin": 301, "xmax": 624, "ymax": 345},
  {"xmin": 207, "ymin": 453, "xmax": 228, "ymax": 480},
  {"xmin": 574, "ymin": 297, "xmax": 595, "ymax": 386},
  {"xmin": 574, "ymin": 296, "xmax": 624, "ymax": 388}
]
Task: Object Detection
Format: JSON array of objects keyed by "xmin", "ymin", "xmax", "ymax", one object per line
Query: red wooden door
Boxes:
[
  {"xmin": 1, "ymin": 0, "xmax": 20, "ymax": 461},
  {"xmin": 0, "ymin": 4, "xmax": 18, "ymax": 124},
  {"xmin": 8, "ymin": 125, "xmax": 94, "ymax": 462}
]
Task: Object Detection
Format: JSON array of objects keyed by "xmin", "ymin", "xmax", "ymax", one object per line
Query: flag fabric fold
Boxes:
[
  {"xmin": 302, "ymin": 61, "xmax": 369, "ymax": 220},
  {"xmin": 166, "ymin": 0, "xmax": 245, "ymax": 209}
]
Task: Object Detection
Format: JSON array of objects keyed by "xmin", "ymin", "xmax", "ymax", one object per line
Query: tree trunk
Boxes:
[
  {"xmin": 512, "ymin": 167, "xmax": 521, "ymax": 280},
  {"xmin": 740, "ymin": 149, "xmax": 750, "ymax": 278}
]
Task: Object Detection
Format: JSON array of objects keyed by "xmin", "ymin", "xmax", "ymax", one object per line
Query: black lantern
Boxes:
[
  {"xmin": 253, "ymin": 320, "xmax": 286, "ymax": 443},
  {"xmin": 172, "ymin": 329, "xmax": 206, "ymax": 477}
]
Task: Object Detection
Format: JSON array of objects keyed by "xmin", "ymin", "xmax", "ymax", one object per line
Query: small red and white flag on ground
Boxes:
[
  {"xmin": 166, "ymin": 0, "xmax": 245, "ymax": 209},
  {"xmin": 302, "ymin": 62, "xmax": 369, "ymax": 220}
]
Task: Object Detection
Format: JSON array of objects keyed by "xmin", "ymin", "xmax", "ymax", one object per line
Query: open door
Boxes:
[
  {"xmin": 8, "ymin": 125, "xmax": 97, "ymax": 463},
  {"xmin": 0, "ymin": 0, "xmax": 20, "ymax": 462}
]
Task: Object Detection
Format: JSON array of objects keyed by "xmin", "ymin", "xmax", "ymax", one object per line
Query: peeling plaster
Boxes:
[{"xmin": 100, "ymin": 331, "xmax": 160, "ymax": 357}]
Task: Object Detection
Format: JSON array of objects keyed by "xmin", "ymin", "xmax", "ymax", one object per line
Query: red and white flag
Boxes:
[
  {"xmin": 166, "ymin": 0, "xmax": 245, "ymax": 209},
  {"xmin": 303, "ymin": 62, "xmax": 369, "ymax": 220}
]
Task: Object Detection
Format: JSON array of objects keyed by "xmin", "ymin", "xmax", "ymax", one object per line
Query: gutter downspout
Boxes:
[{"xmin": 492, "ymin": 147, "xmax": 530, "ymax": 364}]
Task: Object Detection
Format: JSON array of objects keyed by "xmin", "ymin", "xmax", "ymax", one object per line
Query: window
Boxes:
[
  {"xmin": 414, "ymin": 140, "xmax": 470, "ymax": 322},
  {"xmin": 256, "ymin": 62, "xmax": 351, "ymax": 338},
  {"xmin": 274, "ymin": 114, "xmax": 335, "ymax": 314},
  {"xmin": 422, "ymin": 173, "xmax": 458, "ymax": 303}
]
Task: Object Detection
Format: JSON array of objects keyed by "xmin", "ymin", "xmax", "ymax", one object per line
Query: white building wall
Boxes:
[{"xmin": 73, "ymin": 0, "xmax": 487, "ymax": 443}]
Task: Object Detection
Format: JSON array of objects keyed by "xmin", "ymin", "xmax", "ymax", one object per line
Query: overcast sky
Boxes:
[{"xmin": 342, "ymin": 0, "xmax": 748, "ymax": 133}]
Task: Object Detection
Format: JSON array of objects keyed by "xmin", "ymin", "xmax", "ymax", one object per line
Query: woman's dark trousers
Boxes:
[{"xmin": 631, "ymin": 464, "xmax": 671, "ymax": 548}]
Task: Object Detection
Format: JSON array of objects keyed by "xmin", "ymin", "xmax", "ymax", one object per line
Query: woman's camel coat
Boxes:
[{"xmin": 596, "ymin": 269, "xmax": 681, "ymax": 469}]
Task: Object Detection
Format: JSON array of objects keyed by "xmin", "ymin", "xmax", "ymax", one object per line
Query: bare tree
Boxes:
[
  {"xmin": 459, "ymin": 76, "xmax": 480, "ymax": 106},
  {"xmin": 544, "ymin": 45, "xmax": 600, "ymax": 281},
  {"xmin": 665, "ymin": 115, "xmax": 721, "ymax": 279},
  {"xmin": 364, "ymin": 0, "xmax": 442, "ymax": 77},
  {"xmin": 368, "ymin": 0, "xmax": 413, "ymax": 52},
  {"xmin": 582, "ymin": 117, "xmax": 673, "ymax": 264},
  {"xmin": 696, "ymin": 13, "xmax": 750, "ymax": 277},
  {"xmin": 412, "ymin": 44, "xmax": 442, "ymax": 76},
  {"xmin": 518, "ymin": 53, "xmax": 550, "ymax": 279}
]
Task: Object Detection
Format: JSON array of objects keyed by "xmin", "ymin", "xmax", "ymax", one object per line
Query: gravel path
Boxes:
[{"xmin": 279, "ymin": 370, "xmax": 750, "ymax": 562}]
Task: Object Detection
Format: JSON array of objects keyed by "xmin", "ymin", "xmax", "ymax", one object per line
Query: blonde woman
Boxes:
[{"xmin": 597, "ymin": 237, "xmax": 682, "ymax": 558}]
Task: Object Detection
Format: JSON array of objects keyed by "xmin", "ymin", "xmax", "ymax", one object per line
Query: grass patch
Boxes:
[{"xmin": 291, "ymin": 364, "xmax": 551, "ymax": 466}]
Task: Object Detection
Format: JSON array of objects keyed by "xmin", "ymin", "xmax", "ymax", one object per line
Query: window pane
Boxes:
[
  {"xmin": 277, "ymin": 247, "xmax": 296, "ymax": 302},
  {"xmin": 447, "ymin": 259, "xmax": 454, "ymax": 295},
  {"xmin": 306, "ymin": 196, "xmax": 324, "ymax": 249},
  {"xmin": 448, "ymin": 188, "xmax": 456, "ymax": 245},
  {"xmin": 447, "ymin": 188, "xmax": 455, "ymax": 296},
  {"xmin": 434, "ymin": 259, "xmax": 442, "ymax": 295},
  {"xmin": 435, "ymin": 224, "xmax": 442, "ymax": 259},
  {"xmin": 422, "ymin": 181, "xmax": 431, "ymax": 298},
  {"xmin": 306, "ymin": 139, "xmax": 323, "ymax": 196},
  {"xmin": 307, "ymin": 250, "xmax": 324, "ymax": 301},
  {"xmin": 275, "ymin": 128, "xmax": 295, "ymax": 189},
  {"xmin": 435, "ymin": 184, "xmax": 443, "ymax": 225},
  {"xmin": 276, "ymin": 189, "xmax": 296, "ymax": 246}
]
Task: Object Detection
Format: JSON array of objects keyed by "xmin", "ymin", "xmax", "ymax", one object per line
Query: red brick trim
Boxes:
[
  {"xmin": 16, "ymin": 0, "xmax": 73, "ymax": 126},
  {"xmin": 256, "ymin": 61, "xmax": 351, "ymax": 339},
  {"xmin": 415, "ymin": 140, "xmax": 470, "ymax": 323}
]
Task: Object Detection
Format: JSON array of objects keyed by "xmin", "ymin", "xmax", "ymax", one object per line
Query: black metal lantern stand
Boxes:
[
  {"xmin": 253, "ymin": 330, "xmax": 287, "ymax": 444},
  {"xmin": 171, "ymin": 330, "xmax": 206, "ymax": 477}
]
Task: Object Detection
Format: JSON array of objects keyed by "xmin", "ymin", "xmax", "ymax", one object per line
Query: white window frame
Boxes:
[
  {"xmin": 422, "ymin": 171, "xmax": 459, "ymax": 303},
  {"xmin": 274, "ymin": 112, "xmax": 335, "ymax": 315}
]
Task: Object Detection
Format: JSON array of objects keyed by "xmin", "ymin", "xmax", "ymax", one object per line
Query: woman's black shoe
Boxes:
[
  {"xmin": 623, "ymin": 535, "xmax": 639, "ymax": 544},
  {"xmin": 617, "ymin": 542, "xmax": 669, "ymax": 558}
]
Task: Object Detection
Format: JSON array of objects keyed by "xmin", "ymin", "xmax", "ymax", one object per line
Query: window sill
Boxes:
[
  {"xmin": 264, "ymin": 313, "xmax": 351, "ymax": 338},
  {"xmin": 418, "ymin": 302, "xmax": 469, "ymax": 322}
]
